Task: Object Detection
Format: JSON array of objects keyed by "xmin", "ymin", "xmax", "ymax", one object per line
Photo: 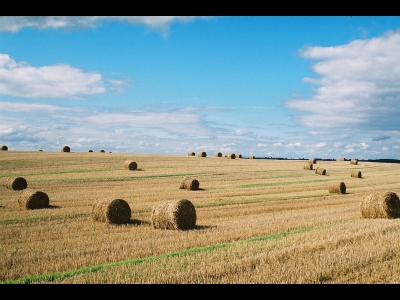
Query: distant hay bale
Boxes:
[
  {"xmin": 188, "ymin": 152, "xmax": 195, "ymax": 156},
  {"xmin": 351, "ymin": 170, "xmax": 362, "ymax": 178},
  {"xmin": 328, "ymin": 182, "xmax": 346, "ymax": 194},
  {"xmin": 98, "ymin": 150, "xmax": 105, "ymax": 153},
  {"xmin": 6, "ymin": 176, "xmax": 27, "ymax": 190},
  {"xmin": 179, "ymin": 176, "xmax": 200, "ymax": 190},
  {"xmin": 315, "ymin": 167, "xmax": 326, "ymax": 175},
  {"xmin": 38, "ymin": 150, "xmax": 43, "ymax": 152},
  {"xmin": 124, "ymin": 160, "xmax": 137, "ymax": 170},
  {"xmin": 1, "ymin": 145, "xmax": 8, "ymax": 150},
  {"xmin": 360, "ymin": 191, "xmax": 400, "ymax": 219},
  {"xmin": 87, "ymin": 150, "xmax": 93, "ymax": 152},
  {"xmin": 237, "ymin": 154, "xmax": 242, "ymax": 158},
  {"xmin": 198, "ymin": 151, "xmax": 207, "ymax": 157},
  {"xmin": 151, "ymin": 199, "xmax": 197, "ymax": 230},
  {"xmin": 61, "ymin": 146, "xmax": 70, "ymax": 152},
  {"xmin": 249, "ymin": 156, "xmax": 255, "ymax": 159},
  {"xmin": 214, "ymin": 152, "xmax": 222, "ymax": 157},
  {"xmin": 226, "ymin": 153, "xmax": 236, "ymax": 159},
  {"xmin": 337, "ymin": 157, "xmax": 346, "ymax": 161},
  {"xmin": 308, "ymin": 158, "xmax": 316, "ymax": 164},
  {"xmin": 304, "ymin": 162, "xmax": 313, "ymax": 170},
  {"xmin": 18, "ymin": 188, "xmax": 49, "ymax": 210},
  {"xmin": 350, "ymin": 159, "xmax": 358, "ymax": 165},
  {"xmin": 91, "ymin": 198, "xmax": 131, "ymax": 224}
]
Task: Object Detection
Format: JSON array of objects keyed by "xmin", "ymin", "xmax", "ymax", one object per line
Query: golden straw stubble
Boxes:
[
  {"xmin": 151, "ymin": 199, "xmax": 197, "ymax": 230},
  {"xmin": 360, "ymin": 191, "xmax": 400, "ymax": 219},
  {"xmin": 91, "ymin": 198, "xmax": 131, "ymax": 224},
  {"xmin": 18, "ymin": 188, "xmax": 49, "ymax": 209}
]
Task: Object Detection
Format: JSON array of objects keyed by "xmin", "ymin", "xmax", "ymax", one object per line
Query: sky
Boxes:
[{"xmin": 1, "ymin": 16, "xmax": 400, "ymax": 159}]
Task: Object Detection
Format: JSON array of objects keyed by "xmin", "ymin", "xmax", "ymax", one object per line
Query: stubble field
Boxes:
[{"xmin": 1, "ymin": 150, "xmax": 400, "ymax": 284}]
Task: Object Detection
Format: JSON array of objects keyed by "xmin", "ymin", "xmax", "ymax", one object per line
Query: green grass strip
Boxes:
[
  {"xmin": 1, "ymin": 220, "xmax": 357, "ymax": 284},
  {"xmin": 29, "ymin": 172, "xmax": 207, "ymax": 183},
  {"xmin": 238, "ymin": 178, "xmax": 330, "ymax": 188},
  {"xmin": 0, "ymin": 212, "xmax": 88, "ymax": 225}
]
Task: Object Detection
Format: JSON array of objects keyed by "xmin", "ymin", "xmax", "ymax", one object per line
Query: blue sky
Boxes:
[{"xmin": 1, "ymin": 16, "xmax": 400, "ymax": 159}]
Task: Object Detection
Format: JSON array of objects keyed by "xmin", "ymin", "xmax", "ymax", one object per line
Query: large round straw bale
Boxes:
[
  {"xmin": 351, "ymin": 170, "xmax": 362, "ymax": 178},
  {"xmin": 328, "ymin": 182, "xmax": 346, "ymax": 194},
  {"xmin": 249, "ymin": 156, "xmax": 255, "ymax": 159},
  {"xmin": 188, "ymin": 152, "xmax": 195, "ymax": 156},
  {"xmin": 98, "ymin": 150, "xmax": 105, "ymax": 153},
  {"xmin": 87, "ymin": 150, "xmax": 93, "ymax": 152},
  {"xmin": 151, "ymin": 199, "xmax": 197, "ymax": 230},
  {"xmin": 6, "ymin": 176, "xmax": 27, "ymax": 190},
  {"xmin": 1, "ymin": 145, "xmax": 8, "ymax": 150},
  {"xmin": 337, "ymin": 157, "xmax": 346, "ymax": 161},
  {"xmin": 315, "ymin": 167, "xmax": 326, "ymax": 175},
  {"xmin": 360, "ymin": 191, "xmax": 400, "ymax": 219},
  {"xmin": 198, "ymin": 151, "xmax": 207, "ymax": 157},
  {"xmin": 308, "ymin": 158, "xmax": 316, "ymax": 164},
  {"xmin": 61, "ymin": 145, "xmax": 70, "ymax": 152},
  {"xmin": 350, "ymin": 159, "xmax": 358, "ymax": 165},
  {"xmin": 91, "ymin": 198, "xmax": 131, "ymax": 224},
  {"xmin": 226, "ymin": 153, "xmax": 236, "ymax": 159},
  {"xmin": 18, "ymin": 188, "xmax": 49, "ymax": 210},
  {"xmin": 237, "ymin": 154, "xmax": 242, "ymax": 158},
  {"xmin": 304, "ymin": 162, "xmax": 313, "ymax": 170},
  {"xmin": 124, "ymin": 160, "xmax": 137, "ymax": 170},
  {"xmin": 214, "ymin": 152, "xmax": 222, "ymax": 157},
  {"xmin": 179, "ymin": 176, "xmax": 200, "ymax": 190}
]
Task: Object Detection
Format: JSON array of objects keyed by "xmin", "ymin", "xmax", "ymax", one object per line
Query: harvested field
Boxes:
[{"xmin": 1, "ymin": 151, "xmax": 400, "ymax": 283}]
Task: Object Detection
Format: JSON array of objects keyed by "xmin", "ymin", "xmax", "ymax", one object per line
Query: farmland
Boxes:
[{"xmin": 1, "ymin": 150, "xmax": 400, "ymax": 283}]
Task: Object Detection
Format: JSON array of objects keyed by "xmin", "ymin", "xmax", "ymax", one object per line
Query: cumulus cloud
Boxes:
[
  {"xmin": 235, "ymin": 129, "xmax": 252, "ymax": 136},
  {"xmin": 285, "ymin": 30, "xmax": 400, "ymax": 131},
  {"xmin": 0, "ymin": 16, "xmax": 204, "ymax": 36},
  {"xmin": 0, "ymin": 53, "xmax": 105, "ymax": 98}
]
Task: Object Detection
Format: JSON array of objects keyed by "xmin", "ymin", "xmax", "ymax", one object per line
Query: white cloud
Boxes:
[
  {"xmin": 235, "ymin": 129, "xmax": 252, "ymax": 136},
  {"xmin": 315, "ymin": 142, "xmax": 326, "ymax": 148},
  {"xmin": 257, "ymin": 143, "xmax": 267, "ymax": 147},
  {"xmin": 0, "ymin": 53, "xmax": 105, "ymax": 98},
  {"xmin": 285, "ymin": 30, "xmax": 400, "ymax": 131},
  {"xmin": 286, "ymin": 142, "xmax": 301, "ymax": 148},
  {"xmin": 0, "ymin": 16, "xmax": 205, "ymax": 36},
  {"xmin": 272, "ymin": 142, "xmax": 282, "ymax": 147}
]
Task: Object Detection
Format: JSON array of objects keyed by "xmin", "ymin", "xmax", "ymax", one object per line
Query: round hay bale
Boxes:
[
  {"xmin": 87, "ymin": 150, "xmax": 93, "ymax": 152},
  {"xmin": 308, "ymin": 158, "xmax": 316, "ymax": 164},
  {"xmin": 91, "ymin": 198, "xmax": 131, "ymax": 224},
  {"xmin": 249, "ymin": 156, "xmax": 255, "ymax": 159},
  {"xmin": 197, "ymin": 151, "xmax": 207, "ymax": 157},
  {"xmin": 328, "ymin": 182, "xmax": 346, "ymax": 194},
  {"xmin": 98, "ymin": 150, "xmax": 105, "ymax": 153},
  {"xmin": 304, "ymin": 162, "xmax": 313, "ymax": 170},
  {"xmin": 350, "ymin": 159, "xmax": 358, "ymax": 165},
  {"xmin": 1, "ymin": 145, "xmax": 8, "ymax": 150},
  {"xmin": 351, "ymin": 170, "xmax": 362, "ymax": 178},
  {"xmin": 38, "ymin": 149, "xmax": 43, "ymax": 152},
  {"xmin": 188, "ymin": 152, "xmax": 195, "ymax": 156},
  {"xmin": 315, "ymin": 167, "xmax": 326, "ymax": 175},
  {"xmin": 360, "ymin": 191, "xmax": 400, "ymax": 219},
  {"xmin": 226, "ymin": 153, "xmax": 236, "ymax": 159},
  {"xmin": 124, "ymin": 160, "xmax": 137, "ymax": 170},
  {"xmin": 237, "ymin": 154, "xmax": 242, "ymax": 158},
  {"xmin": 61, "ymin": 145, "xmax": 70, "ymax": 152},
  {"xmin": 151, "ymin": 199, "xmax": 196, "ymax": 230},
  {"xmin": 6, "ymin": 176, "xmax": 27, "ymax": 190},
  {"xmin": 214, "ymin": 152, "xmax": 222, "ymax": 157},
  {"xmin": 18, "ymin": 188, "xmax": 49, "ymax": 210},
  {"xmin": 179, "ymin": 176, "xmax": 200, "ymax": 190},
  {"xmin": 337, "ymin": 157, "xmax": 346, "ymax": 161}
]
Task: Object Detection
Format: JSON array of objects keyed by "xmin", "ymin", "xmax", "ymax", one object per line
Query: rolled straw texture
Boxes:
[
  {"xmin": 360, "ymin": 191, "xmax": 400, "ymax": 219},
  {"xmin": 91, "ymin": 198, "xmax": 131, "ymax": 224},
  {"xmin": 151, "ymin": 199, "xmax": 197, "ymax": 230}
]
